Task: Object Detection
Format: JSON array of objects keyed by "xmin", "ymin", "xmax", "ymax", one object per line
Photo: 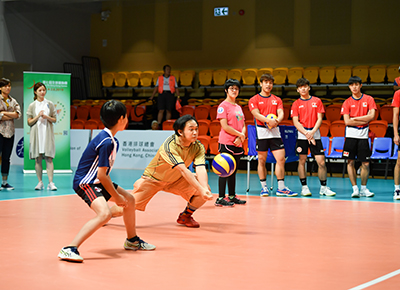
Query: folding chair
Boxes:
[
  {"xmin": 370, "ymin": 137, "xmax": 392, "ymax": 179},
  {"xmin": 326, "ymin": 137, "xmax": 346, "ymax": 177}
]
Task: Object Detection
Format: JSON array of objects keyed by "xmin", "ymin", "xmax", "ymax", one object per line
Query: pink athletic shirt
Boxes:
[{"xmin": 216, "ymin": 101, "xmax": 245, "ymax": 146}]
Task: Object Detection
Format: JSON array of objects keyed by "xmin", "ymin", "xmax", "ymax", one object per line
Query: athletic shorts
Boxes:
[
  {"xmin": 76, "ymin": 182, "xmax": 118, "ymax": 207},
  {"xmin": 342, "ymin": 138, "xmax": 371, "ymax": 161},
  {"xmin": 295, "ymin": 139, "xmax": 324, "ymax": 156},
  {"xmin": 132, "ymin": 175, "xmax": 204, "ymax": 211},
  {"xmin": 256, "ymin": 138, "xmax": 284, "ymax": 152},
  {"xmin": 157, "ymin": 91, "xmax": 175, "ymax": 111}
]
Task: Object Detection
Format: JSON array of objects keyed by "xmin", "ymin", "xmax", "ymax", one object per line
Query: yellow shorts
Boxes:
[{"xmin": 132, "ymin": 176, "xmax": 200, "ymax": 211}]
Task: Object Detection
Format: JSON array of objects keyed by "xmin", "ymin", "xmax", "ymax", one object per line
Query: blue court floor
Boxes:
[{"xmin": 0, "ymin": 165, "xmax": 397, "ymax": 203}]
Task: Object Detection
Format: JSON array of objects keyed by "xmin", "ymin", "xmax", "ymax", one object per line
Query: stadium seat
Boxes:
[
  {"xmin": 242, "ymin": 105, "xmax": 253, "ymax": 121},
  {"xmin": 180, "ymin": 70, "xmax": 195, "ymax": 87},
  {"xmin": 282, "ymin": 104, "xmax": 291, "ymax": 120},
  {"xmin": 279, "ymin": 120, "xmax": 293, "ymax": 126},
  {"xmin": 288, "ymin": 67, "xmax": 304, "ymax": 85},
  {"xmin": 85, "ymin": 119, "xmax": 99, "ymax": 130},
  {"xmin": 114, "ymin": 72, "xmax": 128, "ymax": 87},
  {"xmin": 242, "ymin": 68, "xmax": 258, "ymax": 85},
  {"xmin": 369, "ymin": 65, "xmax": 386, "ymax": 83},
  {"xmin": 195, "ymin": 105, "xmax": 211, "ymax": 120},
  {"xmin": 209, "ymin": 120, "xmax": 221, "ymax": 137},
  {"xmin": 213, "ymin": 69, "xmax": 228, "ymax": 86},
  {"xmin": 181, "ymin": 105, "xmax": 195, "ymax": 116},
  {"xmin": 272, "ymin": 67, "xmax": 288, "ymax": 85},
  {"xmin": 162, "ymin": 119, "xmax": 175, "ymax": 130},
  {"xmin": 369, "ymin": 120, "xmax": 388, "ymax": 137},
  {"xmin": 127, "ymin": 71, "xmax": 141, "ymax": 87},
  {"xmin": 379, "ymin": 105, "xmax": 393, "ymax": 123},
  {"xmin": 303, "ymin": 67, "xmax": 319, "ymax": 84},
  {"xmin": 352, "ymin": 66, "xmax": 369, "ymax": 83},
  {"xmin": 152, "ymin": 70, "xmax": 164, "ymax": 86},
  {"xmin": 199, "ymin": 70, "xmax": 213, "ymax": 87},
  {"xmin": 102, "ymin": 72, "xmax": 115, "ymax": 87},
  {"xmin": 70, "ymin": 105, "xmax": 77, "ymax": 121},
  {"xmin": 71, "ymin": 119, "xmax": 85, "ymax": 129},
  {"xmin": 320, "ymin": 120, "xmax": 331, "ymax": 137},
  {"xmin": 197, "ymin": 119, "xmax": 211, "ymax": 136},
  {"xmin": 130, "ymin": 105, "xmax": 146, "ymax": 122},
  {"xmin": 257, "ymin": 68, "xmax": 273, "ymax": 82},
  {"xmin": 197, "ymin": 135, "xmax": 211, "ymax": 154},
  {"xmin": 325, "ymin": 104, "xmax": 342, "ymax": 122},
  {"xmin": 209, "ymin": 136, "xmax": 219, "ymax": 155},
  {"xmin": 387, "ymin": 65, "xmax": 400, "ymax": 83},
  {"xmin": 139, "ymin": 71, "xmax": 154, "ymax": 87},
  {"xmin": 319, "ymin": 66, "xmax": 336, "ymax": 84},
  {"xmin": 209, "ymin": 105, "xmax": 218, "ymax": 120},
  {"xmin": 76, "ymin": 106, "xmax": 90, "ymax": 121},
  {"xmin": 228, "ymin": 69, "xmax": 243, "ymax": 82},
  {"xmin": 335, "ymin": 66, "xmax": 352, "ymax": 84},
  {"xmin": 330, "ymin": 120, "xmax": 346, "ymax": 137},
  {"xmin": 170, "ymin": 70, "xmax": 180, "ymax": 83},
  {"xmin": 89, "ymin": 106, "xmax": 101, "ymax": 121}
]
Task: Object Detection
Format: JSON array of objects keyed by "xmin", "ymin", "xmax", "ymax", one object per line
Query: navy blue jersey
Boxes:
[{"xmin": 73, "ymin": 129, "xmax": 119, "ymax": 191}]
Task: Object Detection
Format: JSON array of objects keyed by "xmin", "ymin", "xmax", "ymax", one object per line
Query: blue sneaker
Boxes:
[
  {"xmin": 276, "ymin": 187, "xmax": 298, "ymax": 197},
  {"xmin": 1, "ymin": 183, "xmax": 14, "ymax": 190},
  {"xmin": 260, "ymin": 187, "xmax": 269, "ymax": 197}
]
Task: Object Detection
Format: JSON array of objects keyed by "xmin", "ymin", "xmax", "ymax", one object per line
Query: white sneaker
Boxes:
[
  {"xmin": 301, "ymin": 186, "xmax": 312, "ymax": 196},
  {"xmin": 35, "ymin": 181, "xmax": 44, "ymax": 190},
  {"xmin": 361, "ymin": 188, "xmax": 374, "ymax": 197},
  {"xmin": 124, "ymin": 237, "xmax": 156, "ymax": 251},
  {"xmin": 351, "ymin": 188, "xmax": 360, "ymax": 198},
  {"xmin": 58, "ymin": 247, "xmax": 83, "ymax": 263},
  {"xmin": 47, "ymin": 182, "xmax": 57, "ymax": 191},
  {"xmin": 394, "ymin": 189, "xmax": 400, "ymax": 200},
  {"xmin": 320, "ymin": 186, "xmax": 336, "ymax": 196}
]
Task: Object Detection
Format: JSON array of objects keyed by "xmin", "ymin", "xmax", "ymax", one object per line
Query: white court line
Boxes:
[{"xmin": 348, "ymin": 269, "xmax": 400, "ymax": 290}]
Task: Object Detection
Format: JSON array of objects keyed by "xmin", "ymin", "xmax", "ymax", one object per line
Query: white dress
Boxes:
[{"xmin": 35, "ymin": 99, "xmax": 49, "ymax": 154}]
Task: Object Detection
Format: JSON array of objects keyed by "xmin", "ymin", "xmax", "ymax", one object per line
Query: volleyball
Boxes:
[
  {"xmin": 265, "ymin": 113, "xmax": 277, "ymax": 129},
  {"xmin": 212, "ymin": 153, "xmax": 236, "ymax": 177}
]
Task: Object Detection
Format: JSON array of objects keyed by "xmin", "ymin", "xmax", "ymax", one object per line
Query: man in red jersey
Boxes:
[
  {"xmin": 249, "ymin": 73, "xmax": 297, "ymax": 197},
  {"xmin": 291, "ymin": 78, "xmax": 336, "ymax": 197},
  {"xmin": 391, "ymin": 90, "xmax": 400, "ymax": 199},
  {"xmin": 341, "ymin": 76, "xmax": 377, "ymax": 198}
]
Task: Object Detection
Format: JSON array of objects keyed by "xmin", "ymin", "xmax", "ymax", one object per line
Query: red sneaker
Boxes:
[{"xmin": 177, "ymin": 213, "xmax": 200, "ymax": 228}]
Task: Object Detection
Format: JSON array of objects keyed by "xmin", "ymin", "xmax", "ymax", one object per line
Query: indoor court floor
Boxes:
[{"xmin": 1, "ymin": 165, "xmax": 400, "ymax": 290}]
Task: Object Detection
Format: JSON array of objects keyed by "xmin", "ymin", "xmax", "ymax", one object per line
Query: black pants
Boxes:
[
  {"xmin": 218, "ymin": 143, "xmax": 243, "ymax": 198},
  {"xmin": 0, "ymin": 134, "xmax": 14, "ymax": 177}
]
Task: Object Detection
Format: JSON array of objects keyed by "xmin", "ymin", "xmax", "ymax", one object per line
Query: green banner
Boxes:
[{"xmin": 23, "ymin": 72, "xmax": 71, "ymax": 173}]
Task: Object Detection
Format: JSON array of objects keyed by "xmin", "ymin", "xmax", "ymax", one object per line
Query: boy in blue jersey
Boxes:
[{"xmin": 58, "ymin": 100, "xmax": 155, "ymax": 263}]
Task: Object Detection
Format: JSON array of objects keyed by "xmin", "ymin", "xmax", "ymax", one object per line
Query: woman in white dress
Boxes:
[{"xmin": 26, "ymin": 82, "xmax": 57, "ymax": 190}]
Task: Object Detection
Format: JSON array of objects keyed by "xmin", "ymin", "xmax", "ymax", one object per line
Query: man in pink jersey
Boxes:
[
  {"xmin": 215, "ymin": 79, "xmax": 246, "ymax": 206},
  {"xmin": 391, "ymin": 90, "xmax": 400, "ymax": 199},
  {"xmin": 341, "ymin": 76, "xmax": 377, "ymax": 198},
  {"xmin": 249, "ymin": 73, "xmax": 297, "ymax": 197},
  {"xmin": 291, "ymin": 78, "xmax": 336, "ymax": 197}
]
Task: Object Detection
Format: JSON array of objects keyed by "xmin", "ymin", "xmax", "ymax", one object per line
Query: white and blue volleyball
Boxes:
[{"xmin": 212, "ymin": 153, "xmax": 236, "ymax": 177}]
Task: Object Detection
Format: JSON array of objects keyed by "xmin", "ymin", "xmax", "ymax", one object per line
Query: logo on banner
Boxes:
[
  {"xmin": 16, "ymin": 137, "xmax": 24, "ymax": 158},
  {"xmin": 55, "ymin": 101, "xmax": 66, "ymax": 122}
]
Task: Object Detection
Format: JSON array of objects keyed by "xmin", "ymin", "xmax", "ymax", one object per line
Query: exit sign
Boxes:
[{"xmin": 214, "ymin": 7, "xmax": 229, "ymax": 17}]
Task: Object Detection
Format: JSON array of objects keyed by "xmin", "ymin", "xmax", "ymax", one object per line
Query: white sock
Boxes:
[
  {"xmin": 361, "ymin": 185, "xmax": 367, "ymax": 191},
  {"xmin": 352, "ymin": 185, "xmax": 359, "ymax": 192},
  {"xmin": 278, "ymin": 180, "xmax": 285, "ymax": 190},
  {"xmin": 2, "ymin": 180, "xmax": 7, "ymax": 185},
  {"xmin": 260, "ymin": 180, "xmax": 267, "ymax": 189},
  {"xmin": 395, "ymin": 185, "xmax": 400, "ymax": 191}
]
